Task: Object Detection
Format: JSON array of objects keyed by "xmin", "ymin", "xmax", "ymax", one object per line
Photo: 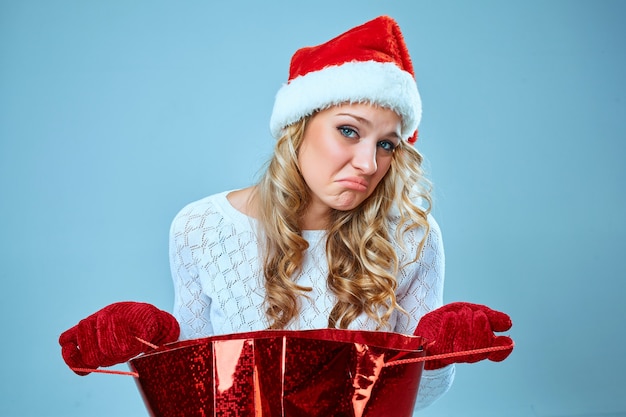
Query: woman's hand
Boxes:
[
  {"xmin": 59, "ymin": 301, "xmax": 180, "ymax": 375},
  {"xmin": 414, "ymin": 302, "xmax": 513, "ymax": 370}
]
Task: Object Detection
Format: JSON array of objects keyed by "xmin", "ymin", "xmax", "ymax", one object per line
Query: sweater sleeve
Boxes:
[
  {"xmin": 169, "ymin": 204, "xmax": 214, "ymax": 339},
  {"xmin": 393, "ymin": 215, "xmax": 455, "ymax": 411}
]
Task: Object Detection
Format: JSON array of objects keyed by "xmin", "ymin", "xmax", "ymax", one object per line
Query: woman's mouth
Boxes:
[{"xmin": 336, "ymin": 177, "xmax": 369, "ymax": 192}]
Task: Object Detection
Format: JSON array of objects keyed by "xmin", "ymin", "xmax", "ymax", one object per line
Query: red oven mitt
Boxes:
[
  {"xmin": 59, "ymin": 301, "xmax": 180, "ymax": 375},
  {"xmin": 415, "ymin": 302, "xmax": 513, "ymax": 370}
]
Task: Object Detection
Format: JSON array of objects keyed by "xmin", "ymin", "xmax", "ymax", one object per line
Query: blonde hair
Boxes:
[{"xmin": 254, "ymin": 114, "xmax": 432, "ymax": 330}]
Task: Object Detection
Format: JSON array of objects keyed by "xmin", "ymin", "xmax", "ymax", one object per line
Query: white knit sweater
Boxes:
[{"xmin": 169, "ymin": 190, "xmax": 454, "ymax": 411}]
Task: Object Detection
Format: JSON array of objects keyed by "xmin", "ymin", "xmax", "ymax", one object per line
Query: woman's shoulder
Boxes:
[
  {"xmin": 170, "ymin": 190, "xmax": 252, "ymax": 235},
  {"xmin": 388, "ymin": 210, "xmax": 444, "ymax": 259},
  {"xmin": 173, "ymin": 190, "xmax": 228, "ymax": 218},
  {"xmin": 388, "ymin": 208, "xmax": 442, "ymax": 237}
]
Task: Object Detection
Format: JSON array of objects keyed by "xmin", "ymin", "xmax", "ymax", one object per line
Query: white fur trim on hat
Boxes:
[{"xmin": 269, "ymin": 61, "xmax": 421, "ymax": 140}]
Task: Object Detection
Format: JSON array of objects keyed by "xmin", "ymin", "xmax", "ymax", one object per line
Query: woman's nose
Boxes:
[{"xmin": 351, "ymin": 142, "xmax": 378, "ymax": 174}]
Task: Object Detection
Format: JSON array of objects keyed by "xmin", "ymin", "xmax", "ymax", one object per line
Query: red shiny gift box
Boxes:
[{"xmin": 129, "ymin": 329, "xmax": 426, "ymax": 417}]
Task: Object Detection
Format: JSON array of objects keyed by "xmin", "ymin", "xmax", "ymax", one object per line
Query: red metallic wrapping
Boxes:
[{"xmin": 129, "ymin": 329, "xmax": 426, "ymax": 417}]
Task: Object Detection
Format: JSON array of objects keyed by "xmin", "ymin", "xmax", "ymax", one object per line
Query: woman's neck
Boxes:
[
  {"xmin": 300, "ymin": 208, "xmax": 330, "ymax": 231},
  {"xmin": 226, "ymin": 186, "xmax": 258, "ymax": 218},
  {"xmin": 229, "ymin": 185, "xmax": 331, "ymax": 231}
]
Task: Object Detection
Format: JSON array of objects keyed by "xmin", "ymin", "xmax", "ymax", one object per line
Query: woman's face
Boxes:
[{"xmin": 297, "ymin": 102, "xmax": 402, "ymax": 228}]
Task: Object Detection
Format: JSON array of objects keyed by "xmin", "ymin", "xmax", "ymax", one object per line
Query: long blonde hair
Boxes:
[{"xmin": 253, "ymin": 114, "xmax": 432, "ymax": 330}]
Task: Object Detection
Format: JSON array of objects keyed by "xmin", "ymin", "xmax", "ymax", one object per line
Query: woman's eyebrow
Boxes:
[{"xmin": 336, "ymin": 112, "xmax": 371, "ymax": 126}]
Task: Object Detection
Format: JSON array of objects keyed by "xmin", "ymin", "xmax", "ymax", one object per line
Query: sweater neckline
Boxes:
[{"xmin": 217, "ymin": 190, "xmax": 327, "ymax": 242}]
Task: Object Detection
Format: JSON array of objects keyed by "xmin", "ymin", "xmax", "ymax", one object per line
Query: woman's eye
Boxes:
[
  {"xmin": 338, "ymin": 126, "xmax": 358, "ymax": 138},
  {"xmin": 378, "ymin": 140, "xmax": 397, "ymax": 153}
]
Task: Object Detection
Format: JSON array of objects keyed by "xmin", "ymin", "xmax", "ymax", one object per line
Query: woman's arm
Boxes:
[
  {"xmin": 169, "ymin": 207, "xmax": 214, "ymax": 339},
  {"xmin": 394, "ymin": 216, "xmax": 455, "ymax": 410}
]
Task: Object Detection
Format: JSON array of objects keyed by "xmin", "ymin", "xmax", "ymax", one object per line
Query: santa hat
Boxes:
[{"xmin": 270, "ymin": 16, "xmax": 422, "ymax": 144}]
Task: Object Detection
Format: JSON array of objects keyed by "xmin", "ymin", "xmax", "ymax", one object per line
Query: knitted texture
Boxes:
[
  {"xmin": 169, "ymin": 191, "xmax": 453, "ymax": 410},
  {"xmin": 59, "ymin": 302, "xmax": 180, "ymax": 375},
  {"xmin": 414, "ymin": 302, "xmax": 513, "ymax": 370}
]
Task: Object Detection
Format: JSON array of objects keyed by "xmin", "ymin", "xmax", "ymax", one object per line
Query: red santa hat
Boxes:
[{"xmin": 270, "ymin": 16, "xmax": 422, "ymax": 144}]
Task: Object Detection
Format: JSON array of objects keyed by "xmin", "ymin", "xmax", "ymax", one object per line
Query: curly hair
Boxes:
[{"xmin": 253, "ymin": 113, "xmax": 432, "ymax": 330}]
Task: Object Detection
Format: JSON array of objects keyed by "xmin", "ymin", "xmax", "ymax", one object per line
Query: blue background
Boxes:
[{"xmin": 1, "ymin": 1, "xmax": 625, "ymax": 416}]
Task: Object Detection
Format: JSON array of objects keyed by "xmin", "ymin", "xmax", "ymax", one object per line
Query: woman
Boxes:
[
  {"xmin": 171, "ymin": 15, "xmax": 453, "ymax": 409},
  {"xmin": 60, "ymin": 15, "xmax": 513, "ymax": 414}
]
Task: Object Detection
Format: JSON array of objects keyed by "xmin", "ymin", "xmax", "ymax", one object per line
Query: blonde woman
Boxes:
[{"xmin": 60, "ymin": 16, "xmax": 513, "ymax": 414}]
